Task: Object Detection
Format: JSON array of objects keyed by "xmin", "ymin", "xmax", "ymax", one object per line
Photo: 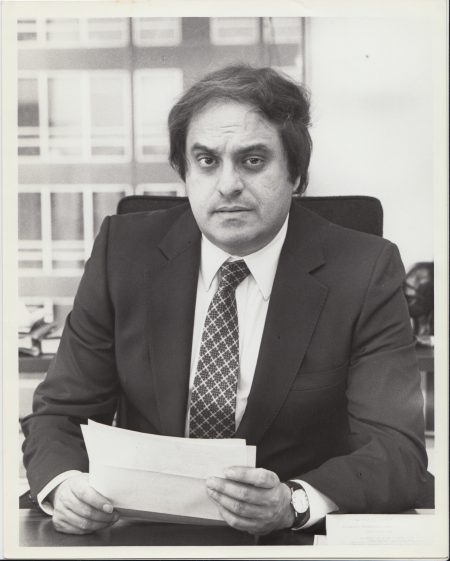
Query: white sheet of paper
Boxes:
[
  {"xmin": 81, "ymin": 420, "xmax": 256, "ymax": 523},
  {"xmin": 325, "ymin": 512, "xmax": 436, "ymax": 546}
]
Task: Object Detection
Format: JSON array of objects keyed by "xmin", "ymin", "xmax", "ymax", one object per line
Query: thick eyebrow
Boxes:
[
  {"xmin": 190, "ymin": 143, "xmax": 218, "ymax": 155},
  {"xmin": 234, "ymin": 143, "xmax": 273, "ymax": 157},
  {"xmin": 189, "ymin": 142, "xmax": 273, "ymax": 156}
]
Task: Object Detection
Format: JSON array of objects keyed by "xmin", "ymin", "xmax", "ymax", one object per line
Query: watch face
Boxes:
[{"xmin": 292, "ymin": 489, "xmax": 309, "ymax": 514}]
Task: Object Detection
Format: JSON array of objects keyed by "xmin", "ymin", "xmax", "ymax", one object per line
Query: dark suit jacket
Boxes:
[{"xmin": 22, "ymin": 200, "xmax": 428, "ymax": 513}]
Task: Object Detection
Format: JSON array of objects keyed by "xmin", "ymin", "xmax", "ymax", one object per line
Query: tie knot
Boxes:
[{"xmin": 219, "ymin": 260, "xmax": 250, "ymax": 291}]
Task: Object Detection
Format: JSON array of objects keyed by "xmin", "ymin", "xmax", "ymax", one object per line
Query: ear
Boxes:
[{"xmin": 292, "ymin": 175, "xmax": 301, "ymax": 193}]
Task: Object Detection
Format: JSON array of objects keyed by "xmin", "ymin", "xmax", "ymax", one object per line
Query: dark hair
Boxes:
[{"xmin": 168, "ymin": 65, "xmax": 312, "ymax": 194}]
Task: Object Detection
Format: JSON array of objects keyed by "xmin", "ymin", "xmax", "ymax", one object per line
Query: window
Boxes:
[
  {"xmin": 85, "ymin": 18, "xmax": 129, "ymax": 46},
  {"xmin": 18, "ymin": 191, "xmax": 43, "ymax": 270},
  {"xmin": 17, "ymin": 18, "xmax": 40, "ymax": 43},
  {"xmin": 134, "ymin": 69, "xmax": 183, "ymax": 162},
  {"xmin": 47, "ymin": 74, "xmax": 84, "ymax": 158},
  {"xmin": 132, "ymin": 18, "xmax": 181, "ymax": 46},
  {"xmin": 210, "ymin": 18, "xmax": 260, "ymax": 45},
  {"xmin": 50, "ymin": 191, "xmax": 85, "ymax": 271},
  {"xmin": 18, "ymin": 71, "xmax": 132, "ymax": 162},
  {"xmin": 89, "ymin": 73, "xmax": 132, "ymax": 158},
  {"xmin": 17, "ymin": 18, "xmax": 129, "ymax": 48},
  {"xmin": 262, "ymin": 18, "xmax": 303, "ymax": 44},
  {"xmin": 18, "ymin": 77, "xmax": 40, "ymax": 157},
  {"xmin": 18, "ymin": 184, "xmax": 132, "ymax": 276},
  {"xmin": 45, "ymin": 18, "xmax": 80, "ymax": 45}
]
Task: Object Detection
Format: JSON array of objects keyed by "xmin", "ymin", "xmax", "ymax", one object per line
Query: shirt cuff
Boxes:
[
  {"xmin": 37, "ymin": 470, "xmax": 83, "ymax": 515},
  {"xmin": 291, "ymin": 479, "xmax": 338, "ymax": 530}
]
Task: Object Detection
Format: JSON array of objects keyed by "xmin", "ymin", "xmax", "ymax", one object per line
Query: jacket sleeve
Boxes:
[
  {"xmin": 21, "ymin": 217, "xmax": 120, "ymax": 500},
  {"xmin": 300, "ymin": 242, "xmax": 429, "ymax": 513}
]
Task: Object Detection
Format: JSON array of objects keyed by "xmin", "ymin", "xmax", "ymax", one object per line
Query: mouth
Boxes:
[{"xmin": 214, "ymin": 207, "xmax": 251, "ymax": 213}]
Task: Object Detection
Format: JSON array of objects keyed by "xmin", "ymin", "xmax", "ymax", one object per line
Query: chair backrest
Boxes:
[{"xmin": 117, "ymin": 194, "xmax": 383, "ymax": 236}]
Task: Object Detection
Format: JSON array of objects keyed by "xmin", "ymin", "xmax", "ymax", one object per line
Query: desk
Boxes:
[{"xmin": 19, "ymin": 509, "xmax": 315, "ymax": 547}]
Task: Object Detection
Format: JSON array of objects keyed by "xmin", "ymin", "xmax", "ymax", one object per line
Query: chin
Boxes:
[
  {"xmin": 216, "ymin": 236, "xmax": 261, "ymax": 257},
  {"xmin": 207, "ymin": 220, "xmax": 268, "ymax": 253}
]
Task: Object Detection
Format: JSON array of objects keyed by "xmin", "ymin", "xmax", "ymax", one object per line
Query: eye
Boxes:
[
  {"xmin": 197, "ymin": 156, "xmax": 217, "ymax": 168},
  {"xmin": 243, "ymin": 156, "xmax": 264, "ymax": 169}
]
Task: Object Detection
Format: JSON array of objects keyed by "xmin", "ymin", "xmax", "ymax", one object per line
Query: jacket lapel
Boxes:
[
  {"xmin": 235, "ymin": 203, "xmax": 329, "ymax": 443},
  {"xmin": 146, "ymin": 208, "xmax": 201, "ymax": 437}
]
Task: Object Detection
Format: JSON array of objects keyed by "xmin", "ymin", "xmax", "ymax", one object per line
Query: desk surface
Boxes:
[{"xmin": 19, "ymin": 509, "xmax": 315, "ymax": 547}]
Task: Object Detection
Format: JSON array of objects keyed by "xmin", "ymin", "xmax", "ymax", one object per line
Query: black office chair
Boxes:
[{"xmin": 117, "ymin": 194, "xmax": 384, "ymax": 236}]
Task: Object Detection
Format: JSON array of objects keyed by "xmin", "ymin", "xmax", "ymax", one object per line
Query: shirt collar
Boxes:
[{"xmin": 200, "ymin": 215, "xmax": 289, "ymax": 301}]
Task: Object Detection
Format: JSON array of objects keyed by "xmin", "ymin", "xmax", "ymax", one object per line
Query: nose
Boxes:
[{"xmin": 217, "ymin": 162, "xmax": 244, "ymax": 197}]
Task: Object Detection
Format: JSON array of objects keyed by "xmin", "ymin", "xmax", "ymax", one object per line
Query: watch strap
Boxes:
[{"xmin": 286, "ymin": 480, "xmax": 311, "ymax": 530}]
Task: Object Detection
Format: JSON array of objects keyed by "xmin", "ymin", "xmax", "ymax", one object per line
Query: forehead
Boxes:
[{"xmin": 186, "ymin": 100, "xmax": 282, "ymax": 149}]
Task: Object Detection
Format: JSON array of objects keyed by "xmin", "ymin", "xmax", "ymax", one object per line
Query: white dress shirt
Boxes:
[{"xmin": 38, "ymin": 215, "xmax": 337, "ymax": 527}]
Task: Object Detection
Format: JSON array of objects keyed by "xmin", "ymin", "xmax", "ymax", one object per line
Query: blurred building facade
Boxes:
[{"xmin": 17, "ymin": 17, "xmax": 305, "ymax": 325}]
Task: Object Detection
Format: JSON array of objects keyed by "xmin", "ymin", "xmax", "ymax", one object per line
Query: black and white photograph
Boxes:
[{"xmin": 2, "ymin": 0, "xmax": 448, "ymax": 559}]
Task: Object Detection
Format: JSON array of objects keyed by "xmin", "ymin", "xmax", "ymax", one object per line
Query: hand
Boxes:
[
  {"xmin": 206, "ymin": 466, "xmax": 294, "ymax": 535},
  {"xmin": 50, "ymin": 473, "xmax": 120, "ymax": 534}
]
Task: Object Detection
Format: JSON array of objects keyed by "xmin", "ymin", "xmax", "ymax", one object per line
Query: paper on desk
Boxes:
[
  {"xmin": 81, "ymin": 420, "xmax": 256, "ymax": 524},
  {"xmin": 325, "ymin": 512, "xmax": 435, "ymax": 546}
]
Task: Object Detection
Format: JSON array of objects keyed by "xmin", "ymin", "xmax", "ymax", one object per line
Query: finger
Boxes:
[
  {"xmin": 206, "ymin": 477, "xmax": 269, "ymax": 506},
  {"xmin": 60, "ymin": 493, "xmax": 119, "ymax": 524},
  {"xmin": 222, "ymin": 467, "xmax": 279, "ymax": 489},
  {"xmin": 214, "ymin": 502, "xmax": 262, "ymax": 534},
  {"xmin": 71, "ymin": 481, "xmax": 115, "ymax": 514},
  {"xmin": 207, "ymin": 487, "xmax": 265, "ymax": 519},
  {"xmin": 54, "ymin": 506, "xmax": 118, "ymax": 534}
]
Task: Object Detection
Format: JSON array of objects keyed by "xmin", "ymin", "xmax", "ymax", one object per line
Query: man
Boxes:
[{"xmin": 22, "ymin": 65, "xmax": 428, "ymax": 536}]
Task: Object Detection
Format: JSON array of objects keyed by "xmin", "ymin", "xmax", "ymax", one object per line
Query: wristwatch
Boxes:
[{"xmin": 286, "ymin": 480, "xmax": 310, "ymax": 530}]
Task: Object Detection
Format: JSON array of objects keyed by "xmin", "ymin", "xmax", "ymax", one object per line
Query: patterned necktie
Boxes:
[{"xmin": 189, "ymin": 260, "xmax": 250, "ymax": 438}]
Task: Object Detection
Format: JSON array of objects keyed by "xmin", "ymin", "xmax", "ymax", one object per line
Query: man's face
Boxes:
[{"xmin": 184, "ymin": 101, "xmax": 299, "ymax": 256}]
